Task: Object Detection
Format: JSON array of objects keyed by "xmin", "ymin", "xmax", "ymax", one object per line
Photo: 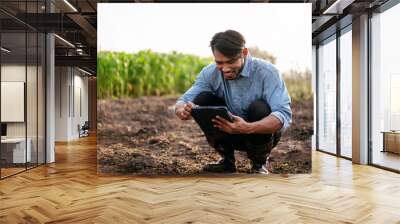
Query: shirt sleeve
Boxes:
[
  {"xmin": 175, "ymin": 68, "xmax": 212, "ymax": 106},
  {"xmin": 262, "ymin": 67, "xmax": 292, "ymax": 132}
]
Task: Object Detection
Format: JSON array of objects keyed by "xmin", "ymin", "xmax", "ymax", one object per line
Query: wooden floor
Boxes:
[
  {"xmin": 1, "ymin": 135, "xmax": 400, "ymax": 223},
  {"xmin": 1, "ymin": 167, "xmax": 26, "ymax": 178}
]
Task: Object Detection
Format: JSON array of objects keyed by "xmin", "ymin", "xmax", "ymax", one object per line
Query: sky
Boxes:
[{"xmin": 98, "ymin": 3, "xmax": 311, "ymax": 73}]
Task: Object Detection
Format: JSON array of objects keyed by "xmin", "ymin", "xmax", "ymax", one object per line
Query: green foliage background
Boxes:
[{"xmin": 97, "ymin": 50, "xmax": 312, "ymax": 102}]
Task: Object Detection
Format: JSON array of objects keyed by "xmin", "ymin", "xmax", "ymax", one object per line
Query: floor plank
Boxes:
[{"xmin": 0, "ymin": 135, "xmax": 400, "ymax": 223}]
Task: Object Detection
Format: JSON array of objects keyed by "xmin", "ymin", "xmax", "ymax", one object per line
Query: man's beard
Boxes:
[{"xmin": 223, "ymin": 64, "xmax": 244, "ymax": 80}]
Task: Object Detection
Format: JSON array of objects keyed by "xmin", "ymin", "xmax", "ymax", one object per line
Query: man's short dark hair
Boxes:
[{"xmin": 210, "ymin": 30, "xmax": 246, "ymax": 58}]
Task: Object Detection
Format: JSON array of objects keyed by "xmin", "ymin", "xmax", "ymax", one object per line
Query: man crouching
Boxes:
[{"xmin": 174, "ymin": 30, "xmax": 292, "ymax": 174}]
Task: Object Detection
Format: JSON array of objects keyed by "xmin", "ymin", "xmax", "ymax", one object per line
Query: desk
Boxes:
[
  {"xmin": 382, "ymin": 131, "xmax": 400, "ymax": 154},
  {"xmin": 1, "ymin": 138, "xmax": 31, "ymax": 163}
]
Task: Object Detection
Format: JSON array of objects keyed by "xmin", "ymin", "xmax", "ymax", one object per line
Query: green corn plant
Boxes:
[
  {"xmin": 98, "ymin": 50, "xmax": 312, "ymax": 102},
  {"xmin": 98, "ymin": 50, "xmax": 212, "ymax": 99}
]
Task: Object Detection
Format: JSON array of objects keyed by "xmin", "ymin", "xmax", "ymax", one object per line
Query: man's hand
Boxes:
[
  {"xmin": 175, "ymin": 102, "xmax": 196, "ymax": 120},
  {"xmin": 212, "ymin": 114, "xmax": 253, "ymax": 134}
]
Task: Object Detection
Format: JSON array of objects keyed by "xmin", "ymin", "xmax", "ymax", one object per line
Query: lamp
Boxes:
[
  {"xmin": 63, "ymin": 0, "xmax": 78, "ymax": 12},
  {"xmin": 1, "ymin": 47, "xmax": 11, "ymax": 53},
  {"xmin": 54, "ymin": 34, "xmax": 75, "ymax": 48}
]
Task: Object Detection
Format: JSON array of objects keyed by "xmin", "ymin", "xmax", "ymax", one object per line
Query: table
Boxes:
[
  {"xmin": 381, "ymin": 131, "xmax": 400, "ymax": 154},
  {"xmin": 1, "ymin": 138, "xmax": 32, "ymax": 163}
]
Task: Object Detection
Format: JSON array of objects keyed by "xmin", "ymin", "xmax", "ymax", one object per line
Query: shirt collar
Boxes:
[{"xmin": 239, "ymin": 55, "xmax": 252, "ymax": 78}]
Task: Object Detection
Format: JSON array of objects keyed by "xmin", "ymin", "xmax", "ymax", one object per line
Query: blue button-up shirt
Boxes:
[{"xmin": 176, "ymin": 55, "xmax": 292, "ymax": 132}]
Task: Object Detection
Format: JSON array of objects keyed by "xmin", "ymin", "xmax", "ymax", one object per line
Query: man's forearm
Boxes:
[{"xmin": 245, "ymin": 115, "xmax": 283, "ymax": 134}]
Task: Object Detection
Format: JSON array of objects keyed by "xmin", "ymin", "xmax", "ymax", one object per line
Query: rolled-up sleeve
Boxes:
[
  {"xmin": 176, "ymin": 68, "xmax": 212, "ymax": 106},
  {"xmin": 263, "ymin": 68, "xmax": 292, "ymax": 132}
]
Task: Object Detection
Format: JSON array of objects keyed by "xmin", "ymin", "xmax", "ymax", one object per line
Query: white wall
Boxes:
[
  {"xmin": 55, "ymin": 66, "xmax": 69, "ymax": 141},
  {"xmin": 73, "ymin": 72, "xmax": 89, "ymax": 137},
  {"xmin": 1, "ymin": 66, "xmax": 25, "ymax": 129},
  {"xmin": 1, "ymin": 64, "xmax": 46, "ymax": 164},
  {"xmin": 1, "ymin": 65, "xmax": 33, "ymax": 138},
  {"xmin": 55, "ymin": 67, "xmax": 89, "ymax": 141}
]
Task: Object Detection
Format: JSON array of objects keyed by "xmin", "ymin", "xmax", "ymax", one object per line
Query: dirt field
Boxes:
[{"xmin": 97, "ymin": 96, "xmax": 313, "ymax": 175}]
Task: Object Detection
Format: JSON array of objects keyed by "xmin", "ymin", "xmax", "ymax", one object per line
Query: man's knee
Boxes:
[
  {"xmin": 247, "ymin": 99, "xmax": 271, "ymax": 122},
  {"xmin": 193, "ymin": 91, "xmax": 225, "ymax": 106}
]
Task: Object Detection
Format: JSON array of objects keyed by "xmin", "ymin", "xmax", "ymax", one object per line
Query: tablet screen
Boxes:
[{"xmin": 191, "ymin": 106, "xmax": 233, "ymax": 135}]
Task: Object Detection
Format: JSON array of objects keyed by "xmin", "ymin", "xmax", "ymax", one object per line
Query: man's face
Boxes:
[{"xmin": 213, "ymin": 49, "xmax": 246, "ymax": 80}]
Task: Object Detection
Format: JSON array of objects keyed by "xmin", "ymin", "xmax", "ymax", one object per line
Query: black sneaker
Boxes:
[{"xmin": 203, "ymin": 158, "xmax": 236, "ymax": 173}]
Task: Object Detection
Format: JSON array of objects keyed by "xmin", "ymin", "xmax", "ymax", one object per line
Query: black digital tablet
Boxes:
[{"xmin": 191, "ymin": 106, "xmax": 233, "ymax": 135}]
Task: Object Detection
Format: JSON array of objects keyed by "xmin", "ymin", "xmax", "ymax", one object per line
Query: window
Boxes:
[
  {"xmin": 340, "ymin": 28, "xmax": 352, "ymax": 158},
  {"xmin": 371, "ymin": 3, "xmax": 400, "ymax": 171},
  {"xmin": 0, "ymin": 2, "xmax": 46, "ymax": 179},
  {"xmin": 317, "ymin": 35, "xmax": 337, "ymax": 154}
]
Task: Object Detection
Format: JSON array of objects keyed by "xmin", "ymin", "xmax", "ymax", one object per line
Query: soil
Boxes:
[{"xmin": 97, "ymin": 96, "xmax": 313, "ymax": 175}]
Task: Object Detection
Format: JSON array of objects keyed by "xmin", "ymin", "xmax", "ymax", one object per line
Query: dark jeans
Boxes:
[{"xmin": 193, "ymin": 91, "xmax": 281, "ymax": 166}]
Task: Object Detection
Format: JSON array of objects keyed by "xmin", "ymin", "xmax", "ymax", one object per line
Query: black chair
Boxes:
[{"xmin": 79, "ymin": 121, "xmax": 90, "ymax": 138}]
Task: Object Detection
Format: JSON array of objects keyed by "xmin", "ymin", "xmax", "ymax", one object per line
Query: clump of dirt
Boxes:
[{"xmin": 97, "ymin": 96, "xmax": 313, "ymax": 175}]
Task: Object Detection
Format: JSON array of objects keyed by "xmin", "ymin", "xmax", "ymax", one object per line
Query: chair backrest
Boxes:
[{"xmin": 82, "ymin": 121, "xmax": 90, "ymax": 129}]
